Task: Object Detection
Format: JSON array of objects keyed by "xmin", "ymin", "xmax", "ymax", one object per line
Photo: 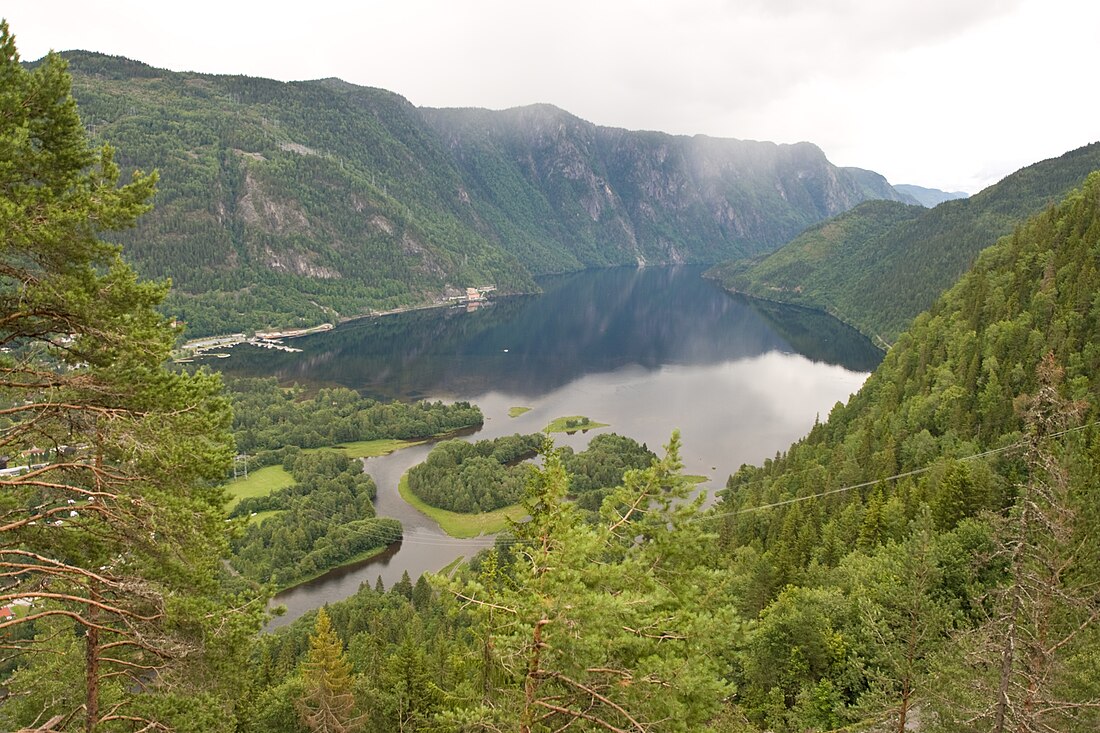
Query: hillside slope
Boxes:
[
  {"xmin": 59, "ymin": 52, "xmax": 907, "ymax": 336},
  {"xmin": 708, "ymin": 142, "xmax": 1100, "ymax": 345},
  {"xmin": 717, "ymin": 172, "xmax": 1100, "ymax": 730},
  {"xmin": 64, "ymin": 53, "xmax": 538, "ymax": 336}
]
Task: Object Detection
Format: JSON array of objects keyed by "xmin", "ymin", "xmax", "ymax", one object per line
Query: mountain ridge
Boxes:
[
  {"xmin": 708, "ymin": 141, "xmax": 1100, "ymax": 346},
  {"xmin": 893, "ymin": 183, "xmax": 969, "ymax": 207}
]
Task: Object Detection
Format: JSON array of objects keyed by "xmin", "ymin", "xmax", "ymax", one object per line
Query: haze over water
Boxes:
[{"xmin": 217, "ymin": 266, "xmax": 882, "ymax": 625}]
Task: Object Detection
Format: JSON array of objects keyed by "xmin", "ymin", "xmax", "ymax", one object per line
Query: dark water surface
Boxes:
[{"xmin": 217, "ymin": 267, "xmax": 882, "ymax": 626}]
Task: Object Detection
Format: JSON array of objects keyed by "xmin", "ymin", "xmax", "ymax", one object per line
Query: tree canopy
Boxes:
[{"xmin": 0, "ymin": 21, "xmax": 260, "ymax": 731}]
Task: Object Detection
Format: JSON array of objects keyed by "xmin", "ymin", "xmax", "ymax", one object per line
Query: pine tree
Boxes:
[
  {"xmin": 392, "ymin": 570, "xmax": 414, "ymax": 600},
  {"xmin": 442, "ymin": 433, "xmax": 735, "ymax": 731},
  {"xmin": 0, "ymin": 20, "xmax": 259, "ymax": 731},
  {"xmin": 845, "ymin": 508, "xmax": 957, "ymax": 732},
  {"xmin": 411, "ymin": 574, "xmax": 433, "ymax": 612},
  {"xmin": 297, "ymin": 608, "xmax": 363, "ymax": 733}
]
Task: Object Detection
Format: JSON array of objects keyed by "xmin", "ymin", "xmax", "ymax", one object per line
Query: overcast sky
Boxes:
[{"xmin": 5, "ymin": 0, "xmax": 1098, "ymax": 193}]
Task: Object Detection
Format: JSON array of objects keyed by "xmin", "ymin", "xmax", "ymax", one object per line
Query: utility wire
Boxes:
[{"xmin": 257, "ymin": 422, "xmax": 1097, "ymax": 555}]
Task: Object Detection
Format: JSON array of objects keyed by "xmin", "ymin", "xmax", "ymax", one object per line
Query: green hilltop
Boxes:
[
  {"xmin": 715, "ymin": 171, "xmax": 1100, "ymax": 729},
  {"xmin": 709, "ymin": 141, "xmax": 1100, "ymax": 346}
]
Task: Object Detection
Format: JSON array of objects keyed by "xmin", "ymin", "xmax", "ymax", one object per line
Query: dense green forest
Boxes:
[
  {"xmin": 406, "ymin": 433, "xmax": 544, "ymax": 512},
  {"xmin": 226, "ymin": 377, "xmax": 484, "ymax": 460},
  {"xmin": 228, "ymin": 449, "xmax": 402, "ymax": 588},
  {"xmin": 54, "ymin": 52, "xmax": 913, "ymax": 336},
  {"xmin": 406, "ymin": 432, "xmax": 656, "ymax": 514},
  {"xmin": 714, "ymin": 171, "xmax": 1100, "ymax": 730},
  {"xmin": 709, "ymin": 141, "xmax": 1100, "ymax": 345},
  {"xmin": 558, "ymin": 432, "xmax": 659, "ymax": 511}
]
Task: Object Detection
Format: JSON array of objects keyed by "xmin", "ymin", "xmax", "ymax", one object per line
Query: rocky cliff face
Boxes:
[{"xmin": 424, "ymin": 104, "xmax": 910, "ymax": 269}]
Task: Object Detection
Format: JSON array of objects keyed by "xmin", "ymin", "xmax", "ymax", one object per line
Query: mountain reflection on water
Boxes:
[{"xmin": 217, "ymin": 266, "xmax": 882, "ymax": 400}]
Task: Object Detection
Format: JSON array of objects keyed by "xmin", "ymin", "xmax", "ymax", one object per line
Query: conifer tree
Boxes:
[
  {"xmin": 392, "ymin": 570, "xmax": 414, "ymax": 600},
  {"xmin": 297, "ymin": 608, "xmax": 363, "ymax": 733},
  {"xmin": 443, "ymin": 433, "xmax": 735, "ymax": 731},
  {"xmin": 936, "ymin": 355, "xmax": 1100, "ymax": 732},
  {"xmin": 843, "ymin": 508, "xmax": 957, "ymax": 732},
  {"xmin": 0, "ymin": 20, "xmax": 259, "ymax": 731}
]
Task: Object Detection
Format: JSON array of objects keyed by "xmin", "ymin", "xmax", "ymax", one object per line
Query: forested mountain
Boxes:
[
  {"xmin": 716, "ymin": 172, "xmax": 1100, "ymax": 730},
  {"xmin": 57, "ymin": 51, "xmax": 909, "ymax": 336},
  {"xmin": 708, "ymin": 142, "xmax": 1100, "ymax": 345},
  {"xmin": 63, "ymin": 53, "xmax": 537, "ymax": 337},
  {"xmin": 423, "ymin": 106, "xmax": 908, "ymax": 268}
]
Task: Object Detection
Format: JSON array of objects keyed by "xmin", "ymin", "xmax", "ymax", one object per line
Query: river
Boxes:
[{"xmin": 215, "ymin": 266, "xmax": 882, "ymax": 627}]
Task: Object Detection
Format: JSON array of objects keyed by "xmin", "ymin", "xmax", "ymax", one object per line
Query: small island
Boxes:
[
  {"xmin": 508, "ymin": 406, "xmax": 532, "ymax": 418},
  {"xmin": 399, "ymin": 474, "xmax": 524, "ymax": 538},
  {"xmin": 544, "ymin": 415, "xmax": 609, "ymax": 434}
]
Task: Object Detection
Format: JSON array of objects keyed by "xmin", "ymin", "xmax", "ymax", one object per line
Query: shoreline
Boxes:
[
  {"xmin": 178, "ymin": 289, "xmax": 537, "ymax": 360},
  {"xmin": 270, "ymin": 543, "xmax": 392, "ymax": 598},
  {"xmin": 700, "ymin": 271, "xmax": 891, "ymax": 351},
  {"xmin": 246, "ymin": 427, "xmax": 487, "ymax": 607},
  {"xmin": 335, "ymin": 288, "xmax": 539, "ymax": 327}
]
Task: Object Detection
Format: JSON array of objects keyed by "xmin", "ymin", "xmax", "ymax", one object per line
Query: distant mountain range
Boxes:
[
  {"xmin": 892, "ymin": 184, "xmax": 969, "ymax": 208},
  {"xmin": 57, "ymin": 51, "xmax": 913, "ymax": 336},
  {"xmin": 708, "ymin": 142, "xmax": 1100, "ymax": 346}
]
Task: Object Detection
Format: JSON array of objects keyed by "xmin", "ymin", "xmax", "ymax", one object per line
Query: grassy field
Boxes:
[
  {"xmin": 224, "ymin": 465, "xmax": 295, "ymax": 510},
  {"xmin": 246, "ymin": 509, "xmax": 285, "ymax": 525},
  {"xmin": 508, "ymin": 406, "xmax": 532, "ymax": 418},
  {"xmin": 224, "ymin": 438, "xmax": 421, "ymax": 512},
  {"xmin": 332, "ymin": 438, "xmax": 424, "ymax": 458},
  {"xmin": 398, "ymin": 474, "xmax": 526, "ymax": 538},
  {"xmin": 438, "ymin": 556, "xmax": 465, "ymax": 577},
  {"xmin": 543, "ymin": 415, "xmax": 609, "ymax": 434}
]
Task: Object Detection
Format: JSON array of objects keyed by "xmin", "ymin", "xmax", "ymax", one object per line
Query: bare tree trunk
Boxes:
[
  {"xmin": 897, "ymin": 620, "xmax": 918, "ymax": 733},
  {"xmin": 86, "ymin": 441, "xmax": 104, "ymax": 733},
  {"xmin": 992, "ymin": 591, "xmax": 1020, "ymax": 733},
  {"xmin": 521, "ymin": 618, "xmax": 549, "ymax": 733}
]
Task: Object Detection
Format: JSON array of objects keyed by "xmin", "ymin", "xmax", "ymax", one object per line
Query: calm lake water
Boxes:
[{"xmin": 216, "ymin": 266, "xmax": 882, "ymax": 626}]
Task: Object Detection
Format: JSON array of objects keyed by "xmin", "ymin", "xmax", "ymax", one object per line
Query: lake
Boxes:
[{"xmin": 216, "ymin": 266, "xmax": 882, "ymax": 626}]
